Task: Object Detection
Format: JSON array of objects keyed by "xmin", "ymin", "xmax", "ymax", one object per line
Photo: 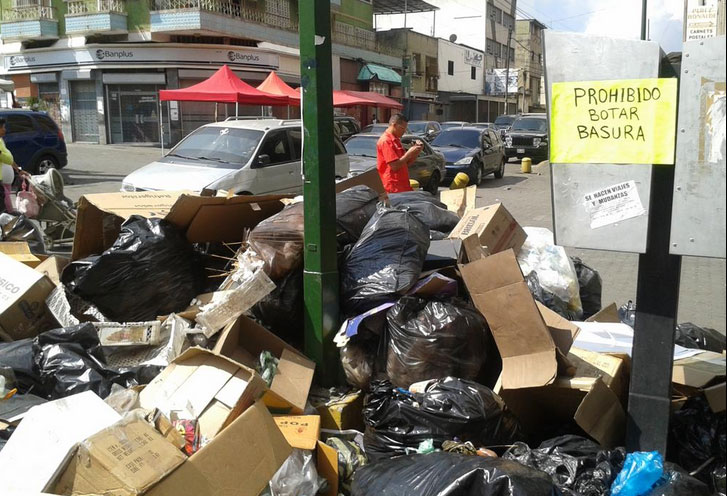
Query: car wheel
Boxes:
[
  {"xmin": 494, "ymin": 158, "xmax": 506, "ymax": 179},
  {"xmin": 425, "ymin": 171, "xmax": 440, "ymax": 195},
  {"xmin": 471, "ymin": 160, "xmax": 484, "ymax": 186},
  {"xmin": 33, "ymin": 155, "xmax": 59, "ymax": 175}
]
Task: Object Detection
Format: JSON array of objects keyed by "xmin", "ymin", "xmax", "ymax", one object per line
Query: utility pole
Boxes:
[
  {"xmin": 299, "ymin": 0, "xmax": 339, "ymax": 383},
  {"xmin": 504, "ymin": 27, "xmax": 512, "ymax": 113}
]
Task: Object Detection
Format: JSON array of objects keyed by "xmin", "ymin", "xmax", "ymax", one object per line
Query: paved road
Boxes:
[{"xmin": 59, "ymin": 143, "xmax": 726, "ymax": 333}]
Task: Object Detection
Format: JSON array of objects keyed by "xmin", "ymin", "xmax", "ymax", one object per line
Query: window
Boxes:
[
  {"xmin": 482, "ymin": 130, "xmax": 492, "ymax": 147},
  {"xmin": 471, "ymin": 66, "xmax": 477, "ymax": 80},
  {"xmin": 510, "ymin": 47, "xmax": 515, "ymax": 62},
  {"xmin": 258, "ymin": 130, "xmax": 292, "ymax": 165},
  {"xmin": 34, "ymin": 114, "xmax": 59, "ymax": 133},
  {"xmin": 447, "ymin": 60, "xmax": 454, "ymax": 76},
  {"xmin": 6, "ymin": 114, "xmax": 35, "ymax": 134},
  {"xmin": 488, "ymin": 129, "xmax": 501, "ymax": 145},
  {"xmin": 289, "ymin": 129, "xmax": 302, "ymax": 159},
  {"xmin": 412, "ymin": 53, "xmax": 422, "ymax": 75},
  {"xmin": 486, "ymin": 38, "xmax": 496, "ymax": 55},
  {"xmin": 168, "ymin": 127, "xmax": 263, "ymax": 168}
]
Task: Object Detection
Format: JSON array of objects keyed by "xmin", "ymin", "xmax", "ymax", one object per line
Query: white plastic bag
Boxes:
[
  {"xmin": 268, "ymin": 449, "xmax": 325, "ymax": 496},
  {"xmin": 517, "ymin": 227, "xmax": 583, "ymax": 317},
  {"xmin": 14, "ymin": 179, "xmax": 40, "ymax": 218}
]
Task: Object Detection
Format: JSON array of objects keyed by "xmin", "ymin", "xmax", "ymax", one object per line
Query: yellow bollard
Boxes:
[
  {"xmin": 449, "ymin": 172, "xmax": 470, "ymax": 189},
  {"xmin": 521, "ymin": 157, "xmax": 532, "ymax": 174},
  {"xmin": 409, "ymin": 179, "xmax": 420, "ymax": 190}
]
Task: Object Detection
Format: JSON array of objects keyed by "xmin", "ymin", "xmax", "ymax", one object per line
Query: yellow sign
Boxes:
[{"xmin": 550, "ymin": 78, "xmax": 678, "ymax": 164}]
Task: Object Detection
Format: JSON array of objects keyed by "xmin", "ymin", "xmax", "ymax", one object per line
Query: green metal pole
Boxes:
[{"xmin": 299, "ymin": 0, "xmax": 339, "ymax": 383}]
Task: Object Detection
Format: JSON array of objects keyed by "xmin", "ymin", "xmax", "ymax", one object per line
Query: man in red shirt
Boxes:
[{"xmin": 376, "ymin": 113, "xmax": 423, "ymax": 193}]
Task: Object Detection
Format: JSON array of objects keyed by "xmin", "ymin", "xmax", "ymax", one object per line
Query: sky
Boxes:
[{"xmin": 374, "ymin": 0, "xmax": 686, "ymax": 54}]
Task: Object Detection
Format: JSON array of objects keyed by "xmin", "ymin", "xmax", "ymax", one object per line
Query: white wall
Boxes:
[{"xmin": 437, "ymin": 39, "xmax": 484, "ymax": 94}]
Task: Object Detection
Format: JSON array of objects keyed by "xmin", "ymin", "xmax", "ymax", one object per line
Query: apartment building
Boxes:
[
  {"xmin": 436, "ymin": 38, "xmax": 485, "ymax": 122},
  {"xmin": 0, "ymin": 0, "xmax": 402, "ymax": 144},
  {"xmin": 514, "ymin": 18, "xmax": 545, "ymax": 113}
]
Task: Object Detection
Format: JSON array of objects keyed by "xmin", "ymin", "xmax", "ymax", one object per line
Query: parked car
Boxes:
[
  {"xmin": 440, "ymin": 121, "xmax": 470, "ymax": 130},
  {"xmin": 431, "ymin": 127, "xmax": 506, "ymax": 186},
  {"xmin": 494, "ymin": 114, "xmax": 517, "ymax": 137},
  {"xmin": 344, "ymin": 133, "xmax": 446, "ymax": 194},
  {"xmin": 334, "ymin": 116, "xmax": 361, "ymax": 141},
  {"xmin": 504, "ymin": 113, "xmax": 549, "ymax": 161},
  {"xmin": 406, "ymin": 120, "xmax": 442, "ymax": 142},
  {"xmin": 360, "ymin": 123, "xmax": 389, "ymax": 134},
  {"xmin": 0, "ymin": 110, "xmax": 68, "ymax": 174},
  {"xmin": 122, "ymin": 119, "xmax": 349, "ymax": 194},
  {"xmin": 470, "ymin": 122, "xmax": 496, "ymax": 130}
]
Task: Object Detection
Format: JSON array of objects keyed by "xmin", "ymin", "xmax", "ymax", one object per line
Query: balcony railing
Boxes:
[
  {"xmin": 66, "ymin": 0, "xmax": 125, "ymax": 15},
  {"xmin": 332, "ymin": 26, "xmax": 402, "ymax": 58},
  {"xmin": 2, "ymin": 5, "xmax": 56, "ymax": 21},
  {"xmin": 152, "ymin": 0, "xmax": 298, "ymax": 30}
]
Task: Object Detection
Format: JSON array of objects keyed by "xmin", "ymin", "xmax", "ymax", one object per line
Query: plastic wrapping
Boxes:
[
  {"xmin": 674, "ymin": 322, "xmax": 726, "ymax": 353},
  {"xmin": 363, "ymin": 377, "xmax": 522, "ymax": 462},
  {"xmin": 0, "ymin": 212, "xmax": 46, "ymax": 254},
  {"xmin": 611, "ymin": 451, "xmax": 664, "ymax": 496},
  {"xmin": 619, "ymin": 301, "xmax": 637, "ymax": 328},
  {"xmin": 250, "ymin": 268, "xmax": 304, "ymax": 348},
  {"xmin": 351, "ymin": 452, "xmax": 562, "ymax": 496},
  {"xmin": 571, "ymin": 257, "xmax": 602, "ymax": 319},
  {"xmin": 326, "ymin": 436, "xmax": 367, "ymax": 495},
  {"xmin": 341, "ymin": 205, "xmax": 430, "ymax": 315},
  {"xmin": 0, "ymin": 338, "xmax": 38, "ymax": 394},
  {"xmin": 385, "ymin": 296, "xmax": 491, "ymax": 389},
  {"xmin": 248, "ymin": 202, "xmax": 305, "ymax": 282},
  {"xmin": 525, "ymin": 271, "xmax": 580, "ymax": 320},
  {"xmin": 336, "ymin": 186, "xmax": 380, "ymax": 246},
  {"xmin": 62, "ymin": 216, "xmax": 206, "ymax": 323},
  {"xmin": 517, "ymin": 227, "xmax": 583, "ymax": 319},
  {"xmin": 340, "ymin": 338, "xmax": 377, "ymax": 391},
  {"xmin": 644, "ymin": 463, "xmax": 712, "ymax": 496},
  {"xmin": 504, "ymin": 435, "xmax": 626, "ymax": 496},
  {"xmin": 268, "ymin": 449, "xmax": 325, "ymax": 496}
]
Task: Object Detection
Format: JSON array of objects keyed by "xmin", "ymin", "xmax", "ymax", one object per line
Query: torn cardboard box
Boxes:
[
  {"xmin": 448, "ymin": 203, "xmax": 527, "ymax": 255},
  {"xmin": 214, "ymin": 315, "xmax": 315, "ymax": 414},
  {"xmin": 146, "ymin": 400, "xmax": 291, "ymax": 496},
  {"xmin": 672, "ymin": 351, "xmax": 726, "ymax": 412},
  {"xmin": 460, "ymin": 250, "xmax": 561, "ymax": 389},
  {"xmin": 53, "ymin": 419, "xmax": 186, "ymax": 496},
  {"xmin": 309, "ymin": 389, "xmax": 365, "ymax": 431},
  {"xmin": 35, "ymin": 255, "xmax": 70, "ymax": 287},
  {"xmin": 440, "ymin": 185, "xmax": 477, "ymax": 218},
  {"xmin": 0, "ymin": 241, "xmax": 41, "ymax": 267},
  {"xmin": 0, "ymin": 252, "xmax": 57, "ymax": 341}
]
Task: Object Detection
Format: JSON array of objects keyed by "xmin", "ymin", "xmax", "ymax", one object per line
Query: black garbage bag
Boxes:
[
  {"xmin": 668, "ymin": 395, "xmax": 726, "ymax": 491},
  {"xmin": 0, "ymin": 212, "xmax": 46, "ymax": 254},
  {"xmin": 340, "ymin": 337, "xmax": 378, "ymax": 391},
  {"xmin": 644, "ymin": 462, "xmax": 713, "ymax": 496},
  {"xmin": 504, "ymin": 435, "xmax": 625, "ymax": 496},
  {"xmin": 525, "ymin": 271, "xmax": 580, "ymax": 320},
  {"xmin": 674, "ymin": 322, "xmax": 726, "ymax": 353},
  {"xmin": 363, "ymin": 377, "xmax": 522, "ymax": 462},
  {"xmin": 713, "ymin": 465, "xmax": 727, "ymax": 496},
  {"xmin": 336, "ymin": 186, "xmax": 380, "ymax": 246},
  {"xmin": 351, "ymin": 452, "xmax": 562, "ymax": 496},
  {"xmin": 62, "ymin": 216, "xmax": 205, "ymax": 323},
  {"xmin": 571, "ymin": 257, "xmax": 602, "ymax": 319},
  {"xmin": 0, "ymin": 338, "xmax": 40, "ymax": 394},
  {"xmin": 248, "ymin": 202, "xmax": 304, "ymax": 282},
  {"xmin": 341, "ymin": 206, "xmax": 430, "ymax": 315},
  {"xmin": 388, "ymin": 190, "xmax": 448, "ymax": 209},
  {"xmin": 390, "ymin": 191, "xmax": 459, "ymax": 233},
  {"xmin": 249, "ymin": 268, "xmax": 304, "ymax": 348},
  {"xmin": 386, "ymin": 296, "xmax": 491, "ymax": 389}
]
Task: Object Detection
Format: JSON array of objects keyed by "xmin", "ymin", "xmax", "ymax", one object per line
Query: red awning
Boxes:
[
  {"xmin": 159, "ymin": 65, "xmax": 287, "ymax": 105},
  {"xmin": 256, "ymin": 71, "xmax": 301, "ymax": 106},
  {"xmin": 332, "ymin": 90, "xmax": 403, "ymax": 109}
]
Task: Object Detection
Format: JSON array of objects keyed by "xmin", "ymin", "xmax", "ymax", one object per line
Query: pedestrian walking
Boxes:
[
  {"xmin": 0, "ymin": 118, "xmax": 29, "ymax": 213},
  {"xmin": 376, "ymin": 113, "xmax": 423, "ymax": 194}
]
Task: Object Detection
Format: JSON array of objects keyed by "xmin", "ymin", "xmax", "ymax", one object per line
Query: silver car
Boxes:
[{"xmin": 122, "ymin": 119, "xmax": 350, "ymax": 195}]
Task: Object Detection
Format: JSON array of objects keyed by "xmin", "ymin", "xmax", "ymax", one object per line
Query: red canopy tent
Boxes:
[
  {"xmin": 256, "ymin": 71, "xmax": 301, "ymax": 105},
  {"xmin": 335, "ymin": 90, "xmax": 403, "ymax": 110}
]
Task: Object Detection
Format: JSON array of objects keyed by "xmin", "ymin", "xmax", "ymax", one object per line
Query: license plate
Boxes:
[{"xmin": 517, "ymin": 148, "xmax": 525, "ymax": 154}]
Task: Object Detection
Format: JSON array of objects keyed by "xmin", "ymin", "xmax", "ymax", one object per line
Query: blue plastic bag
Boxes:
[{"xmin": 612, "ymin": 451, "xmax": 665, "ymax": 496}]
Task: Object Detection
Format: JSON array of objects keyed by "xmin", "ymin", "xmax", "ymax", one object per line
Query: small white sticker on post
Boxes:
[{"xmin": 584, "ymin": 180, "xmax": 646, "ymax": 229}]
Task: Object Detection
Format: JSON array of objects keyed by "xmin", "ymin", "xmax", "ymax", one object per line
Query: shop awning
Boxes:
[
  {"xmin": 357, "ymin": 64, "xmax": 402, "ymax": 85},
  {"xmin": 0, "ymin": 79, "xmax": 14, "ymax": 92},
  {"xmin": 333, "ymin": 90, "xmax": 403, "ymax": 109},
  {"xmin": 159, "ymin": 65, "xmax": 287, "ymax": 105},
  {"xmin": 256, "ymin": 71, "xmax": 301, "ymax": 106}
]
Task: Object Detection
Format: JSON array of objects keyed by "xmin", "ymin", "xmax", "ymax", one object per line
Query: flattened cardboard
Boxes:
[
  {"xmin": 213, "ymin": 315, "xmax": 315, "ymax": 414},
  {"xmin": 440, "ymin": 185, "xmax": 477, "ymax": 218},
  {"xmin": 53, "ymin": 419, "xmax": 186, "ymax": 496},
  {"xmin": 146, "ymin": 400, "xmax": 292, "ymax": 496},
  {"xmin": 335, "ymin": 168, "xmax": 386, "ymax": 199},
  {"xmin": 585, "ymin": 302, "xmax": 620, "ymax": 323},
  {"xmin": 672, "ymin": 351, "xmax": 726, "ymax": 389},
  {"xmin": 460, "ymin": 250, "xmax": 558, "ymax": 389},
  {"xmin": 448, "ymin": 203, "xmax": 527, "ymax": 255},
  {"xmin": 704, "ymin": 382, "xmax": 726, "ymax": 413},
  {"xmin": 0, "ymin": 252, "xmax": 57, "ymax": 341},
  {"xmin": 0, "ymin": 241, "xmax": 41, "ymax": 267}
]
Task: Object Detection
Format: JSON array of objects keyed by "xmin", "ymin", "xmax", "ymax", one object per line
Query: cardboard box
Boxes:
[
  {"xmin": 35, "ymin": 255, "xmax": 70, "ymax": 286},
  {"xmin": 0, "ymin": 241, "xmax": 41, "ymax": 267},
  {"xmin": 309, "ymin": 390, "xmax": 365, "ymax": 431},
  {"xmin": 273, "ymin": 415, "xmax": 339, "ymax": 496},
  {"xmin": 440, "ymin": 185, "xmax": 477, "ymax": 218},
  {"xmin": 53, "ymin": 419, "xmax": 186, "ymax": 496},
  {"xmin": 459, "ymin": 250, "xmax": 561, "ymax": 389},
  {"xmin": 139, "ymin": 348, "xmax": 267, "ymax": 441},
  {"xmin": 213, "ymin": 315, "xmax": 315, "ymax": 415},
  {"xmin": 448, "ymin": 203, "xmax": 527, "ymax": 255},
  {"xmin": 0, "ymin": 252, "xmax": 57, "ymax": 341},
  {"xmin": 672, "ymin": 351, "xmax": 726, "ymax": 412},
  {"xmin": 145, "ymin": 400, "xmax": 291, "ymax": 496},
  {"xmin": 0, "ymin": 391, "xmax": 121, "ymax": 493}
]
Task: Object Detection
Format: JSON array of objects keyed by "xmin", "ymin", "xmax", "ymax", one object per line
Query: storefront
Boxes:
[{"xmin": 1, "ymin": 43, "xmax": 294, "ymax": 145}]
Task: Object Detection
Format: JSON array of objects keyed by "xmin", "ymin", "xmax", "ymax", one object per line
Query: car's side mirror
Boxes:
[{"xmin": 257, "ymin": 154, "xmax": 271, "ymax": 166}]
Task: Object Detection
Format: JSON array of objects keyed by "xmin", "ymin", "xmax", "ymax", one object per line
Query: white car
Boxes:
[{"xmin": 121, "ymin": 119, "xmax": 350, "ymax": 194}]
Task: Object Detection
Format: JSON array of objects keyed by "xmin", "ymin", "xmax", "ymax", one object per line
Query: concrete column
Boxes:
[{"xmin": 95, "ymin": 73, "xmax": 107, "ymax": 145}]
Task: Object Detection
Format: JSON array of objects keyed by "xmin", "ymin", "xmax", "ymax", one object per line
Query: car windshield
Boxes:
[
  {"xmin": 407, "ymin": 122, "xmax": 428, "ymax": 133},
  {"xmin": 166, "ymin": 127, "xmax": 264, "ymax": 168},
  {"xmin": 511, "ymin": 118, "xmax": 547, "ymax": 132},
  {"xmin": 363, "ymin": 124, "xmax": 387, "ymax": 133},
  {"xmin": 345, "ymin": 136, "xmax": 378, "ymax": 158},
  {"xmin": 494, "ymin": 116, "xmax": 515, "ymax": 127},
  {"xmin": 431, "ymin": 129, "xmax": 481, "ymax": 149}
]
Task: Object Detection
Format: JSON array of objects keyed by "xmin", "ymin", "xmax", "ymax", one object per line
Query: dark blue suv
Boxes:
[{"xmin": 1, "ymin": 110, "xmax": 68, "ymax": 174}]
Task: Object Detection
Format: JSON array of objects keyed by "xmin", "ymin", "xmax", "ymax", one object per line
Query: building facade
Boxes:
[
  {"xmin": 0, "ymin": 0, "xmax": 402, "ymax": 144},
  {"xmin": 481, "ymin": 0, "xmax": 517, "ymax": 119},
  {"xmin": 514, "ymin": 18, "xmax": 545, "ymax": 113},
  {"xmin": 436, "ymin": 38, "xmax": 486, "ymax": 122}
]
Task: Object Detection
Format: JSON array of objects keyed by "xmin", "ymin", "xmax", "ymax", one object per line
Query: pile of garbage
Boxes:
[{"xmin": 0, "ymin": 175, "xmax": 724, "ymax": 496}]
